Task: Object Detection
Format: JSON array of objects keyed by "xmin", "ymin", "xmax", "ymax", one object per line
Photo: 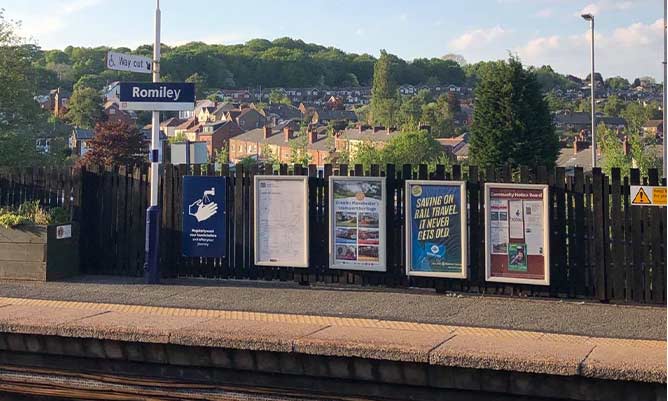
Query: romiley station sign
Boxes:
[{"xmin": 119, "ymin": 82, "xmax": 196, "ymax": 111}]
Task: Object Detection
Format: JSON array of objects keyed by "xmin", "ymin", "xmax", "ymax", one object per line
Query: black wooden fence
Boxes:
[{"xmin": 0, "ymin": 164, "xmax": 665, "ymax": 305}]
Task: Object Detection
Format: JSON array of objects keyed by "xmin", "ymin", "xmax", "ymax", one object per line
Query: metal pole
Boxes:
[
  {"xmin": 144, "ymin": 0, "xmax": 161, "ymax": 284},
  {"xmin": 590, "ymin": 17, "xmax": 597, "ymax": 169},
  {"xmin": 663, "ymin": 0, "xmax": 667, "ymax": 179}
]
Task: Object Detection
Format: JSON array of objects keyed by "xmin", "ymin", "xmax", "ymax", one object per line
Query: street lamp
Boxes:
[{"xmin": 582, "ymin": 13, "xmax": 597, "ymax": 169}]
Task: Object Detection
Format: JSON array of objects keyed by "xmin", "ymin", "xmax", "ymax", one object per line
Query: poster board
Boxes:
[
  {"xmin": 182, "ymin": 176, "xmax": 227, "ymax": 257},
  {"xmin": 254, "ymin": 176, "xmax": 309, "ymax": 267},
  {"xmin": 405, "ymin": 181, "xmax": 467, "ymax": 279},
  {"xmin": 329, "ymin": 177, "xmax": 386, "ymax": 272},
  {"xmin": 484, "ymin": 183, "xmax": 550, "ymax": 285}
]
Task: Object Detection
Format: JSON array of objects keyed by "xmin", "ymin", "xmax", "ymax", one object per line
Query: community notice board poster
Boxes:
[
  {"xmin": 182, "ymin": 176, "xmax": 227, "ymax": 257},
  {"xmin": 254, "ymin": 176, "xmax": 309, "ymax": 267},
  {"xmin": 405, "ymin": 181, "xmax": 467, "ymax": 279},
  {"xmin": 329, "ymin": 177, "xmax": 386, "ymax": 271},
  {"xmin": 484, "ymin": 183, "xmax": 550, "ymax": 285}
]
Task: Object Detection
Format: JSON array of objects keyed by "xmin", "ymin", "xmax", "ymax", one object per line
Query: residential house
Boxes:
[
  {"xmin": 179, "ymin": 99, "xmax": 216, "ymax": 120},
  {"xmin": 258, "ymin": 104, "xmax": 303, "ymax": 125},
  {"xmin": 104, "ymin": 101, "xmax": 136, "ymax": 125},
  {"xmin": 311, "ymin": 109, "xmax": 358, "ymax": 125},
  {"xmin": 436, "ymin": 133, "xmax": 469, "ymax": 160},
  {"xmin": 42, "ymin": 88, "xmax": 70, "ymax": 117},
  {"xmin": 554, "ymin": 111, "xmax": 626, "ymax": 133},
  {"xmin": 69, "ymin": 127, "xmax": 94, "ymax": 157},
  {"xmin": 102, "ymin": 81, "xmax": 121, "ymax": 102},
  {"xmin": 198, "ymin": 120, "xmax": 243, "ymax": 157},
  {"xmin": 142, "ymin": 117, "xmax": 187, "ymax": 138},
  {"xmin": 333, "ymin": 125, "xmax": 399, "ymax": 158},
  {"xmin": 642, "ymin": 120, "xmax": 663, "ymax": 138},
  {"xmin": 229, "ymin": 125, "xmax": 332, "ymax": 166},
  {"xmin": 230, "ymin": 108, "xmax": 267, "ymax": 131}
]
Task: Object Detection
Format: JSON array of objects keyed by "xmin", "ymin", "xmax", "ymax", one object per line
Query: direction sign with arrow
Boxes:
[{"xmin": 106, "ymin": 51, "xmax": 152, "ymax": 74}]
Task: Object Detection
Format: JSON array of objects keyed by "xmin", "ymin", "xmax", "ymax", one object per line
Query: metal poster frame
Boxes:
[
  {"xmin": 405, "ymin": 180, "xmax": 468, "ymax": 279},
  {"xmin": 254, "ymin": 175, "xmax": 309, "ymax": 268},
  {"xmin": 329, "ymin": 176, "xmax": 387, "ymax": 272},
  {"xmin": 484, "ymin": 183, "xmax": 550, "ymax": 285}
]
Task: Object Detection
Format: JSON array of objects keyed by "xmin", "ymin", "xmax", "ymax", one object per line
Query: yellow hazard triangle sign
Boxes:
[{"xmin": 632, "ymin": 188, "xmax": 652, "ymax": 205}]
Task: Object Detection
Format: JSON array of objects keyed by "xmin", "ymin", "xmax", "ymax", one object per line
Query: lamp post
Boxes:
[
  {"xmin": 144, "ymin": 0, "xmax": 161, "ymax": 284},
  {"xmin": 663, "ymin": 0, "xmax": 666, "ymax": 178},
  {"xmin": 582, "ymin": 13, "xmax": 596, "ymax": 169}
]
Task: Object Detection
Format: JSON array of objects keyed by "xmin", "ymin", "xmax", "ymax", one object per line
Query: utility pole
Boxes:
[
  {"xmin": 144, "ymin": 0, "xmax": 161, "ymax": 284},
  {"xmin": 663, "ymin": 0, "xmax": 667, "ymax": 179},
  {"xmin": 582, "ymin": 13, "xmax": 597, "ymax": 169}
]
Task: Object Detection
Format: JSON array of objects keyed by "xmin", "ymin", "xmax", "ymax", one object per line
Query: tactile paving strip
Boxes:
[{"xmin": 0, "ymin": 296, "xmax": 663, "ymax": 349}]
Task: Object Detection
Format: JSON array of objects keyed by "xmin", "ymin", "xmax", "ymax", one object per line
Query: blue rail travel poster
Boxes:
[{"xmin": 405, "ymin": 181, "xmax": 467, "ymax": 279}]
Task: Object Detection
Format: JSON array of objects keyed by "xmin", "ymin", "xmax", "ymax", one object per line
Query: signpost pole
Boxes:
[{"xmin": 144, "ymin": 0, "xmax": 161, "ymax": 284}]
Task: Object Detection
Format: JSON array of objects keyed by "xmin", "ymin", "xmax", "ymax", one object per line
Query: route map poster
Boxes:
[
  {"xmin": 254, "ymin": 176, "xmax": 309, "ymax": 267},
  {"xmin": 329, "ymin": 177, "xmax": 386, "ymax": 271},
  {"xmin": 484, "ymin": 183, "xmax": 550, "ymax": 285},
  {"xmin": 182, "ymin": 176, "xmax": 226, "ymax": 257},
  {"xmin": 405, "ymin": 181, "xmax": 467, "ymax": 279}
]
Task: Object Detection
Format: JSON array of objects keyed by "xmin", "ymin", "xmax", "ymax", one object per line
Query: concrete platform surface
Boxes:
[
  {"xmin": 0, "ymin": 275, "xmax": 664, "ymax": 340},
  {"xmin": 0, "ymin": 298, "xmax": 663, "ymax": 384}
]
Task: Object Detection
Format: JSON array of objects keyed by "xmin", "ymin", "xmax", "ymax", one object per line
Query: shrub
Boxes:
[{"xmin": 0, "ymin": 201, "xmax": 69, "ymax": 228}]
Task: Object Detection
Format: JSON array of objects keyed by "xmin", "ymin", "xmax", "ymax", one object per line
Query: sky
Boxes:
[{"xmin": 3, "ymin": 0, "xmax": 666, "ymax": 81}]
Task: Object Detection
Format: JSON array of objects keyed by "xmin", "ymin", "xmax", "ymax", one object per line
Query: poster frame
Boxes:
[
  {"xmin": 182, "ymin": 176, "xmax": 227, "ymax": 258},
  {"xmin": 405, "ymin": 180, "xmax": 468, "ymax": 279},
  {"xmin": 329, "ymin": 176, "xmax": 387, "ymax": 272},
  {"xmin": 484, "ymin": 183, "xmax": 550, "ymax": 285},
  {"xmin": 253, "ymin": 175, "xmax": 309, "ymax": 268}
]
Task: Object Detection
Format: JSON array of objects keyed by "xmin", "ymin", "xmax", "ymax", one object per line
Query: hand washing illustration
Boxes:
[{"xmin": 188, "ymin": 187, "xmax": 218, "ymax": 222}]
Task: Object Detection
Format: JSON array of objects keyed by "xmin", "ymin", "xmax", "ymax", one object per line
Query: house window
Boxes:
[{"xmin": 109, "ymin": 109, "xmax": 116, "ymax": 115}]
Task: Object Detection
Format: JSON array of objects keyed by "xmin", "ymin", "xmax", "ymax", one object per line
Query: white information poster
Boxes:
[
  {"xmin": 254, "ymin": 176, "xmax": 309, "ymax": 267},
  {"xmin": 508, "ymin": 200, "xmax": 525, "ymax": 240},
  {"xmin": 523, "ymin": 200, "xmax": 544, "ymax": 256},
  {"xmin": 329, "ymin": 177, "xmax": 386, "ymax": 271},
  {"xmin": 489, "ymin": 199, "xmax": 509, "ymax": 254}
]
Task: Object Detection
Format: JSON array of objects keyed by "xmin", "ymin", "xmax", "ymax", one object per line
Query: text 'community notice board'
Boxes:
[
  {"xmin": 485, "ymin": 183, "xmax": 550, "ymax": 285},
  {"xmin": 182, "ymin": 176, "xmax": 227, "ymax": 257},
  {"xmin": 329, "ymin": 177, "xmax": 387, "ymax": 272},
  {"xmin": 254, "ymin": 176, "xmax": 309, "ymax": 267},
  {"xmin": 405, "ymin": 181, "xmax": 467, "ymax": 279}
]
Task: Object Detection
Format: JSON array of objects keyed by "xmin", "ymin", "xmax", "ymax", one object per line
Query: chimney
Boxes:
[
  {"xmin": 309, "ymin": 130, "xmax": 318, "ymax": 144},
  {"xmin": 283, "ymin": 127, "xmax": 293, "ymax": 142},
  {"xmin": 622, "ymin": 135, "xmax": 630, "ymax": 156},
  {"xmin": 573, "ymin": 138, "xmax": 590, "ymax": 155},
  {"xmin": 263, "ymin": 126, "xmax": 272, "ymax": 139}
]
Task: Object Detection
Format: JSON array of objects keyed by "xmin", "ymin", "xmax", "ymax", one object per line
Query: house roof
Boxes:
[
  {"xmin": 261, "ymin": 104, "xmax": 302, "ymax": 120},
  {"xmin": 314, "ymin": 109, "xmax": 358, "ymax": 122},
  {"xmin": 337, "ymin": 127, "xmax": 400, "ymax": 143},
  {"xmin": 72, "ymin": 127, "xmax": 94, "ymax": 140},
  {"xmin": 231, "ymin": 126, "xmax": 331, "ymax": 151}
]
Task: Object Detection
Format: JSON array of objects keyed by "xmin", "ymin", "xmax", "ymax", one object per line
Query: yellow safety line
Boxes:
[{"xmin": 0, "ymin": 297, "xmax": 663, "ymax": 349}]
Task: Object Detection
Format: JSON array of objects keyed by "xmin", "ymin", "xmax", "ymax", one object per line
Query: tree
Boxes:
[
  {"xmin": 349, "ymin": 130, "xmax": 444, "ymax": 169},
  {"xmin": 469, "ymin": 58, "xmax": 559, "ymax": 167},
  {"xmin": 79, "ymin": 120, "xmax": 145, "ymax": 167},
  {"xmin": 603, "ymin": 95, "xmax": 624, "ymax": 117},
  {"xmin": 268, "ymin": 90, "xmax": 291, "ymax": 105},
  {"xmin": 186, "ymin": 73, "xmax": 207, "ymax": 99},
  {"xmin": 597, "ymin": 123, "xmax": 631, "ymax": 176},
  {"xmin": 65, "ymin": 86, "xmax": 105, "ymax": 128},
  {"xmin": 214, "ymin": 145, "xmax": 229, "ymax": 167},
  {"xmin": 370, "ymin": 50, "xmax": 399, "ymax": 127},
  {"xmin": 74, "ymin": 74, "xmax": 106, "ymax": 91},
  {"xmin": 288, "ymin": 129, "xmax": 312, "ymax": 166},
  {"xmin": 441, "ymin": 54, "xmax": 467, "ymax": 66},
  {"xmin": 605, "ymin": 76, "xmax": 630, "ymax": 90}
]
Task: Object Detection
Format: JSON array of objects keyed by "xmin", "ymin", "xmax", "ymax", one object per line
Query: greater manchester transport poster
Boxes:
[
  {"xmin": 485, "ymin": 183, "xmax": 550, "ymax": 285},
  {"xmin": 329, "ymin": 177, "xmax": 386, "ymax": 272}
]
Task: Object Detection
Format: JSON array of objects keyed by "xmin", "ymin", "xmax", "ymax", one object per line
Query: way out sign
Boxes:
[
  {"xmin": 106, "ymin": 51, "xmax": 151, "ymax": 74},
  {"xmin": 119, "ymin": 82, "xmax": 195, "ymax": 111},
  {"xmin": 630, "ymin": 186, "xmax": 667, "ymax": 207}
]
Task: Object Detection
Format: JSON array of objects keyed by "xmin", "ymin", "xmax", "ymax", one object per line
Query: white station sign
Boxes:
[{"xmin": 106, "ymin": 51, "xmax": 152, "ymax": 74}]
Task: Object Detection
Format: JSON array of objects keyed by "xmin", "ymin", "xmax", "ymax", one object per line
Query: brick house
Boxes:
[
  {"xmin": 198, "ymin": 120, "xmax": 243, "ymax": 157},
  {"xmin": 229, "ymin": 124, "xmax": 332, "ymax": 166},
  {"xmin": 231, "ymin": 108, "xmax": 267, "ymax": 131},
  {"xmin": 104, "ymin": 101, "xmax": 136, "ymax": 126}
]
